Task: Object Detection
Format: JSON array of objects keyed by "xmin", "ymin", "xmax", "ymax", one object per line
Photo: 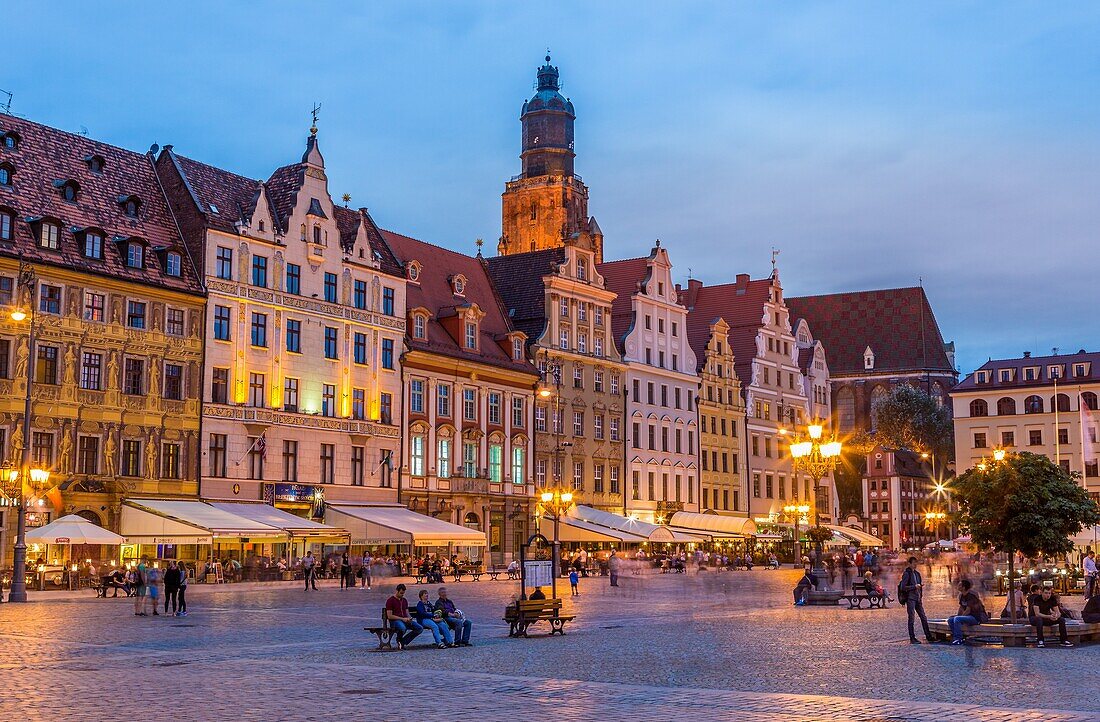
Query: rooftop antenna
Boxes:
[{"xmin": 0, "ymin": 89, "xmax": 12, "ymax": 115}]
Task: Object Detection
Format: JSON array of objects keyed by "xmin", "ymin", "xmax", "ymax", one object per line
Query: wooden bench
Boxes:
[
  {"xmin": 503, "ymin": 598, "xmax": 575, "ymax": 638},
  {"xmin": 843, "ymin": 580, "xmax": 888, "ymax": 609},
  {"xmin": 364, "ymin": 607, "xmax": 401, "ymax": 651},
  {"xmin": 928, "ymin": 618, "xmax": 1100, "ymax": 646}
]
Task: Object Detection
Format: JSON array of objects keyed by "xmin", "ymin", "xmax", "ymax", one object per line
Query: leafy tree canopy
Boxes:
[
  {"xmin": 861, "ymin": 385, "xmax": 953, "ymax": 459},
  {"xmin": 954, "ymin": 451, "xmax": 1100, "ymax": 558}
]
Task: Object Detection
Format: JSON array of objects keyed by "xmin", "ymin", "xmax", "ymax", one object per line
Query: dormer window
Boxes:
[
  {"xmin": 85, "ymin": 155, "xmax": 105, "ymax": 173},
  {"xmin": 126, "ymin": 242, "xmax": 144, "ymax": 269},
  {"xmin": 863, "ymin": 347, "xmax": 875, "ymax": 370},
  {"xmin": 119, "ymin": 195, "xmax": 141, "ymax": 218},
  {"xmin": 39, "ymin": 220, "xmax": 60, "ymax": 250},
  {"xmin": 513, "ymin": 337, "xmax": 523, "ymax": 361},
  {"xmin": 0, "ymin": 209, "xmax": 13, "ymax": 240},
  {"xmin": 464, "ymin": 321, "xmax": 477, "ymax": 350},
  {"xmin": 165, "ymin": 251, "xmax": 182, "ymax": 277},
  {"xmin": 407, "ymin": 261, "xmax": 421, "ymax": 282},
  {"xmin": 1075, "ymin": 363, "xmax": 1089, "ymax": 378},
  {"xmin": 976, "ymin": 370, "xmax": 989, "ymax": 384},
  {"xmin": 57, "ymin": 180, "xmax": 80, "ymax": 202},
  {"xmin": 79, "ymin": 229, "xmax": 104, "ymax": 259},
  {"xmin": 452, "ymin": 274, "xmax": 466, "ymax": 296},
  {"xmin": 0, "ymin": 162, "xmax": 13, "ymax": 187},
  {"xmin": 412, "ymin": 314, "xmax": 426, "ymax": 340},
  {"xmin": 1048, "ymin": 365, "xmax": 1063, "ymax": 380},
  {"xmin": 1, "ymin": 132, "xmax": 19, "ymax": 150},
  {"xmin": 577, "ymin": 259, "xmax": 588, "ymax": 281},
  {"xmin": 998, "ymin": 369, "xmax": 1013, "ymax": 383}
]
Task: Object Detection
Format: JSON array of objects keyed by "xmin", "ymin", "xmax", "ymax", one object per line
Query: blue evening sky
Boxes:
[{"xmin": 6, "ymin": 2, "xmax": 1099, "ymax": 374}]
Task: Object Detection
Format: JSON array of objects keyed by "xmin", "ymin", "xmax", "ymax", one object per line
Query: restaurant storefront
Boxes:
[{"xmin": 324, "ymin": 503, "xmax": 488, "ymax": 561}]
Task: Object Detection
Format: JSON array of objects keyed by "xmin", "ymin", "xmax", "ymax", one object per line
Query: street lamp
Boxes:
[
  {"xmin": 788, "ymin": 421, "xmax": 842, "ymax": 588},
  {"xmin": 537, "ymin": 486, "xmax": 575, "ymax": 599},
  {"xmin": 783, "ymin": 503, "xmax": 810, "ymax": 568},
  {"xmin": 3, "ymin": 260, "xmax": 41, "ymax": 603},
  {"xmin": 924, "ymin": 510, "xmax": 947, "ymax": 544}
]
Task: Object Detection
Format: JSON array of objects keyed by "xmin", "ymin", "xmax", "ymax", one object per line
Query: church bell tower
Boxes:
[{"xmin": 499, "ymin": 55, "xmax": 603, "ymax": 262}]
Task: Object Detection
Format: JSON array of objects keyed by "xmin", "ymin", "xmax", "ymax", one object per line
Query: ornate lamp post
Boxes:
[
  {"xmin": 788, "ymin": 422, "xmax": 841, "ymax": 587},
  {"xmin": 924, "ymin": 511, "xmax": 947, "ymax": 544},
  {"xmin": 783, "ymin": 503, "xmax": 810, "ymax": 568},
  {"xmin": 536, "ymin": 486, "xmax": 575, "ymax": 599},
  {"xmin": 3, "ymin": 260, "xmax": 44, "ymax": 603}
]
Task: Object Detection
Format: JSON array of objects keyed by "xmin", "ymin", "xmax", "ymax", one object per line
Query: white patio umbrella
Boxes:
[{"xmin": 26, "ymin": 514, "xmax": 126, "ymax": 545}]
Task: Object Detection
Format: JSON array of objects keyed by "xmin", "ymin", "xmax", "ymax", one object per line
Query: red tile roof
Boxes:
[
  {"xmin": 785, "ymin": 287, "xmax": 954, "ymax": 376},
  {"xmin": 679, "ymin": 276, "xmax": 774, "ymax": 381},
  {"xmin": 0, "ymin": 115, "xmax": 202, "ymax": 294},
  {"xmin": 484, "ymin": 248, "xmax": 566, "ymax": 345},
  {"xmin": 378, "ymin": 230, "xmax": 539, "ymax": 378},
  {"xmin": 596, "ymin": 256, "xmax": 650, "ymax": 353},
  {"xmin": 953, "ymin": 350, "xmax": 1099, "ymax": 392}
]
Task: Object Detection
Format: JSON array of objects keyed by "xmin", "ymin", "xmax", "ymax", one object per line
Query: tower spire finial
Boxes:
[{"xmin": 310, "ymin": 102, "xmax": 322, "ymax": 136}]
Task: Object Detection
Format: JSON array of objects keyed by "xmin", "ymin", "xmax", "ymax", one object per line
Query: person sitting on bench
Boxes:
[
  {"xmin": 414, "ymin": 589, "xmax": 453, "ymax": 649},
  {"xmin": 436, "ymin": 586, "xmax": 473, "ymax": 646},
  {"xmin": 999, "ymin": 580, "xmax": 1027, "ymax": 620},
  {"xmin": 1081, "ymin": 592, "xmax": 1100, "ymax": 623},
  {"xmin": 529, "ymin": 586, "xmax": 546, "ymax": 600},
  {"xmin": 1029, "ymin": 584, "xmax": 1074, "ymax": 647},
  {"xmin": 385, "ymin": 584, "xmax": 422, "ymax": 650},
  {"xmin": 105, "ymin": 568, "xmax": 129, "ymax": 597},
  {"xmin": 862, "ymin": 570, "xmax": 889, "ymax": 600},
  {"xmin": 793, "ymin": 569, "xmax": 816, "ymax": 606},
  {"xmin": 948, "ymin": 579, "xmax": 987, "ymax": 645}
]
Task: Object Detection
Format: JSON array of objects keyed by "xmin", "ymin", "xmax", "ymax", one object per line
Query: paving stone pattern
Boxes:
[{"xmin": 1, "ymin": 565, "xmax": 1095, "ymax": 721}]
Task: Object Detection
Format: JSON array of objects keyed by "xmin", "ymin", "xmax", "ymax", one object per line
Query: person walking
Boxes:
[
  {"xmin": 163, "ymin": 561, "xmax": 181, "ymax": 617},
  {"xmin": 340, "ymin": 551, "xmax": 352, "ymax": 589},
  {"xmin": 609, "ymin": 551, "xmax": 620, "ymax": 587},
  {"xmin": 177, "ymin": 561, "xmax": 189, "ymax": 616},
  {"xmin": 900, "ymin": 556, "xmax": 934, "ymax": 644},
  {"xmin": 1083, "ymin": 550, "xmax": 1096, "ymax": 600},
  {"xmin": 146, "ymin": 564, "xmax": 162, "ymax": 616},
  {"xmin": 133, "ymin": 556, "xmax": 149, "ymax": 616},
  {"xmin": 361, "ymin": 552, "xmax": 373, "ymax": 590},
  {"xmin": 303, "ymin": 551, "xmax": 317, "ymax": 590},
  {"xmin": 569, "ymin": 568, "xmax": 579, "ymax": 596}
]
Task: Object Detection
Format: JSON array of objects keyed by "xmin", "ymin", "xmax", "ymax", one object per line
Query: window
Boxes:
[
  {"xmin": 610, "ymin": 374, "xmax": 619, "ymax": 396},
  {"xmin": 594, "ymin": 415, "xmax": 604, "ymax": 439},
  {"xmin": 352, "ymin": 388, "xmax": 365, "ymax": 420},
  {"xmin": 380, "ymin": 392, "xmax": 393, "ymax": 423},
  {"xmin": 285, "ymin": 319, "xmax": 301, "ymax": 353},
  {"xmin": 973, "ymin": 432, "xmax": 986, "ymax": 449},
  {"xmin": 537, "ymin": 459, "xmax": 547, "ymax": 486},
  {"xmin": 572, "ymin": 461, "xmax": 583, "ymax": 491},
  {"xmin": 324, "ymin": 273, "xmax": 337, "ymax": 302},
  {"xmin": 313, "ymin": 225, "xmax": 324, "ymax": 245},
  {"xmin": 35, "ymin": 345, "xmax": 58, "ymax": 384},
  {"xmin": 164, "ymin": 364, "xmax": 183, "ymax": 400},
  {"xmin": 578, "ymin": 332, "xmax": 587, "ymax": 354},
  {"xmin": 573, "ymin": 367, "xmax": 583, "ymax": 389},
  {"xmin": 248, "ymin": 372, "xmax": 265, "ymax": 407},
  {"xmin": 247, "ymin": 436, "xmax": 264, "ymax": 480},
  {"xmin": 578, "ymin": 303, "xmax": 588, "ymax": 322},
  {"xmin": 574, "ymin": 411, "xmax": 584, "ymax": 437},
  {"xmin": 164, "ymin": 252, "xmax": 182, "ymax": 277},
  {"xmin": 283, "ymin": 440, "xmax": 298, "ymax": 482},
  {"xmin": 535, "ymin": 405, "xmax": 546, "ymax": 432},
  {"xmin": 382, "ymin": 287, "xmax": 395, "ymax": 316},
  {"xmin": 126, "ymin": 301, "xmax": 146, "ymax": 329},
  {"xmin": 121, "ymin": 439, "xmax": 141, "ymax": 477},
  {"xmin": 632, "ymin": 471, "xmax": 640, "ymax": 500},
  {"xmin": 1001, "ymin": 430, "xmax": 1015, "ymax": 447},
  {"xmin": 595, "ymin": 306, "xmax": 604, "ymax": 326},
  {"xmin": 381, "ymin": 338, "xmax": 394, "ymax": 369},
  {"xmin": 251, "ymin": 312, "xmax": 268, "ymax": 347},
  {"xmin": 126, "ymin": 242, "xmax": 144, "ymax": 269},
  {"xmin": 39, "ymin": 222, "xmax": 60, "ymax": 250},
  {"xmin": 0, "ymin": 211, "xmax": 12, "ymax": 241},
  {"xmin": 997, "ymin": 397, "xmax": 1016, "ymax": 415},
  {"xmin": 213, "ymin": 305, "xmax": 231, "ymax": 340},
  {"xmin": 211, "ymin": 368, "xmax": 229, "ymax": 403},
  {"xmin": 39, "ymin": 284, "xmax": 61, "ymax": 314},
  {"xmin": 464, "ymin": 321, "xmax": 477, "ymax": 350},
  {"xmin": 610, "ymin": 418, "xmax": 620, "ymax": 442},
  {"xmin": 1053, "ymin": 393, "xmax": 1071, "ymax": 413},
  {"xmin": 251, "ymin": 255, "xmax": 268, "ymax": 287},
  {"xmin": 489, "ymin": 444, "xmax": 503, "ymax": 482},
  {"xmin": 322, "ymin": 384, "xmax": 336, "ymax": 417},
  {"xmin": 354, "ymin": 280, "xmax": 367, "ymax": 309},
  {"xmin": 410, "ymin": 379, "xmax": 424, "ymax": 414},
  {"xmin": 488, "ymin": 392, "xmax": 502, "ymax": 424},
  {"xmin": 324, "ymin": 327, "xmax": 337, "ymax": 359},
  {"xmin": 437, "ymin": 438, "xmax": 451, "ymax": 478},
  {"xmin": 512, "ymin": 397, "xmax": 525, "ymax": 427},
  {"xmin": 209, "ymin": 434, "xmax": 228, "ymax": 477},
  {"xmin": 351, "ymin": 446, "xmax": 365, "ymax": 486},
  {"xmin": 83, "ymin": 231, "xmax": 103, "ymax": 259},
  {"xmin": 283, "ymin": 377, "xmax": 299, "ymax": 412},
  {"xmin": 286, "ymin": 263, "xmax": 301, "ymax": 294},
  {"xmin": 463, "ymin": 388, "xmax": 477, "ymax": 421},
  {"xmin": 320, "ymin": 444, "xmax": 335, "ymax": 484},
  {"xmin": 123, "ymin": 197, "xmax": 140, "ymax": 218},
  {"xmin": 1028, "ymin": 429, "xmax": 1042, "ymax": 446},
  {"xmin": 513, "ymin": 337, "xmax": 523, "ymax": 361},
  {"xmin": 79, "ymin": 352, "xmax": 101, "ymax": 390},
  {"xmin": 1084, "ymin": 392, "xmax": 1099, "ymax": 411},
  {"xmin": 970, "ymin": 399, "xmax": 988, "ymax": 417},
  {"xmin": 0, "ymin": 165, "xmax": 11, "ymax": 187},
  {"xmin": 413, "ymin": 314, "xmax": 426, "ymax": 339},
  {"xmin": 1058, "ymin": 428, "xmax": 1070, "ymax": 445},
  {"xmin": 166, "ymin": 308, "xmax": 184, "ymax": 336},
  {"xmin": 463, "ymin": 442, "xmax": 477, "ymax": 477},
  {"xmin": 354, "ymin": 332, "xmax": 367, "ymax": 364},
  {"xmin": 77, "ymin": 436, "xmax": 99, "ymax": 475},
  {"xmin": 512, "ymin": 447, "xmax": 525, "ymax": 484},
  {"xmin": 437, "ymin": 384, "xmax": 451, "ymax": 416},
  {"xmin": 83, "ymin": 292, "xmax": 105, "ymax": 322},
  {"xmin": 559, "ymin": 328, "xmax": 569, "ymax": 350},
  {"xmin": 1024, "ymin": 395, "xmax": 1043, "ymax": 414},
  {"xmin": 216, "ymin": 247, "xmax": 233, "ymax": 279}
]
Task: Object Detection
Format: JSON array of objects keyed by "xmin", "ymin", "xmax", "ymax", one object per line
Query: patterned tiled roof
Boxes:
[
  {"xmin": 0, "ymin": 115, "xmax": 202, "ymax": 294},
  {"xmin": 786, "ymin": 287, "xmax": 954, "ymax": 377},
  {"xmin": 264, "ymin": 163, "xmax": 302, "ymax": 233},
  {"xmin": 484, "ymin": 248, "xmax": 566, "ymax": 346},
  {"xmin": 953, "ymin": 350, "xmax": 1099, "ymax": 392},
  {"xmin": 596, "ymin": 256, "xmax": 650, "ymax": 354},
  {"xmin": 679, "ymin": 276, "xmax": 774, "ymax": 383},
  {"xmin": 170, "ymin": 153, "xmax": 266, "ymax": 234},
  {"xmin": 378, "ymin": 230, "xmax": 539, "ymax": 377}
]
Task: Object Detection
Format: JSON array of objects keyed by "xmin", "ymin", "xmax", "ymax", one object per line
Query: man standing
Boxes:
[
  {"xmin": 435, "ymin": 586, "xmax": 473, "ymax": 646},
  {"xmin": 385, "ymin": 584, "xmax": 422, "ymax": 650},
  {"xmin": 1082, "ymin": 550, "xmax": 1096, "ymax": 600},
  {"xmin": 302, "ymin": 551, "xmax": 317, "ymax": 591},
  {"xmin": 609, "ymin": 551, "xmax": 620, "ymax": 587},
  {"xmin": 340, "ymin": 551, "xmax": 352, "ymax": 590},
  {"xmin": 901, "ymin": 556, "xmax": 934, "ymax": 644}
]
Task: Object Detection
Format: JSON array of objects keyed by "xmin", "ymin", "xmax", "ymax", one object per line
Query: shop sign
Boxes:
[{"xmin": 53, "ymin": 537, "xmax": 71, "ymax": 544}]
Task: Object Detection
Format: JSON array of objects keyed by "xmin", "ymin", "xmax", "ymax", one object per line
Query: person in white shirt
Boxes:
[{"xmin": 1083, "ymin": 550, "xmax": 1097, "ymax": 599}]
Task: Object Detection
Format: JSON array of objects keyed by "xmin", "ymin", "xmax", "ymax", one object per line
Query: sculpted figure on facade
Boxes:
[
  {"xmin": 13, "ymin": 337, "xmax": 28, "ymax": 381},
  {"xmin": 103, "ymin": 432, "xmax": 117, "ymax": 477},
  {"xmin": 57, "ymin": 425, "xmax": 73, "ymax": 473},
  {"xmin": 238, "ymin": 242, "xmax": 251, "ymax": 282},
  {"xmin": 9, "ymin": 423, "xmax": 23, "ymax": 465},
  {"xmin": 106, "ymin": 351, "xmax": 120, "ymax": 389},
  {"xmin": 62, "ymin": 344, "xmax": 77, "ymax": 387},
  {"xmin": 146, "ymin": 434, "xmax": 158, "ymax": 479}
]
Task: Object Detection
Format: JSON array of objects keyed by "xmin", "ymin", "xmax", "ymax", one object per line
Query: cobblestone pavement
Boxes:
[{"xmin": 1, "ymin": 565, "xmax": 1096, "ymax": 721}]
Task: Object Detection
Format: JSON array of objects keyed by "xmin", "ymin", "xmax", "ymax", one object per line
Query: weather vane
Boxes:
[
  {"xmin": 310, "ymin": 102, "xmax": 322, "ymax": 135},
  {"xmin": 475, "ymin": 238, "xmax": 484, "ymax": 255},
  {"xmin": 771, "ymin": 247, "xmax": 780, "ymax": 272}
]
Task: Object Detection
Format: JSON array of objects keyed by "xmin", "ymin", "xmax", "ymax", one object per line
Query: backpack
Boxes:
[
  {"xmin": 897, "ymin": 568, "xmax": 912, "ymax": 605},
  {"xmin": 134, "ymin": 565, "xmax": 146, "ymax": 586}
]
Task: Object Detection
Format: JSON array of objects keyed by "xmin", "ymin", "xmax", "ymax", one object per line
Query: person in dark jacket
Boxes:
[
  {"xmin": 163, "ymin": 560, "xmax": 182, "ymax": 616},
  {"xmin": 414, "ymin": 589, "xmax": 453, "ymax": 648},
  {"xmin": 901, "ymin": 557, "xmax": 935, "ymax": 644},
  {"xmin": 435, "ymin": 586, "xmax": 473, "ymax": 646},
  {"xmin": 793, "ymin": 569, "xmax": 816, "ymax": 605},
  {"xmin": 340, "ymin": 552, "xmax": 352, "ymax": 589}
]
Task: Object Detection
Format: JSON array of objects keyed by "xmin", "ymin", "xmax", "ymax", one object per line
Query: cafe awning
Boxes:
[
  {"xmin": 668, "ymin": 511, "xmax": 757, "ymax": 539},
  {"xmin": 325, "ymin": 504, "xmax": 486, "ymax": 547},
  {"xmin": 120, "ymin": 499, "xmax": 288, "ymax": 545},
  {"xmin": 538, "ymin": 515, "xmax": 649, "ymax": 544},
  {"xmin": 569, "ymin": 506, "xmax": 708, "ymax": 543},
  {"xmin": 209, "ymin": 502, "xmax": 349, "ymax": 543},
  {"xmin": 824, "ymin": 524, "xmax": 884, "ymax": 547},
  {"xmin": 26, "ymin": 514, "xmax": 126, "ymax": 545}
]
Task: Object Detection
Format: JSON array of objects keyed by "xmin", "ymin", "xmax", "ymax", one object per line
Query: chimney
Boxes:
[
  {"xmin": 736, "ymin": 273, "xmax": 750, "ymax": 285},
  {"xmin": 1023, "ymin": 351, "xmax": 1031, "ymax": 358}
]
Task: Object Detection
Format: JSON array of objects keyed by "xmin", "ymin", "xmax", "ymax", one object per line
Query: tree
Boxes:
[
  {"xmin": 869, "ymin": 385, "xmax": 954, "ymax": 461},
  {"xmin": 953, "ymin": 451, "xmax": 1100, "ymax": 622}
]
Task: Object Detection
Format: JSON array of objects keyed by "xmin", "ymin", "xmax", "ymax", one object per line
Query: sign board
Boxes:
[
  {"xmin": 53, "ymin": 537, "xmax": 71, "ymax": 544},
  {"xmin": 524, "ymin": 560, "xmax": 553, "ymax": 588}
]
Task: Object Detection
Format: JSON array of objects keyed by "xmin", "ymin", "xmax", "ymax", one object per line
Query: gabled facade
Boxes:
[
  {"xmin": 157, "ymin": 128, "xmax": 405, "ymax": 516},
  {"xmin": 862, "ymin": 445, "xmax": 937, "ymax": 549},
  {"xmin": 0, "ymin": 115, "xmax": 205, "ymax": 561},
  {"xmin": 486, "ymin": 240, "xmax": 626, "ymax": 513},
  {"xmin": 678, "ymin": 270, "xmax": 836, "ymax": 524},
  {"xmin": 381, "ymin": 230, "xmax": 539, "ymax": 564},
  {"xmin": 600, "ymin": 243, "xmax": 699, "ymax": 523}
]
